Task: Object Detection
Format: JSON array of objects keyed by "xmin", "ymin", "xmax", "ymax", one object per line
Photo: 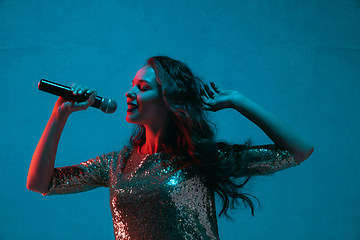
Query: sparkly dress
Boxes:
[{"xmin": 43, "ymin": 144, "xmax": 297, "ymax": 240}]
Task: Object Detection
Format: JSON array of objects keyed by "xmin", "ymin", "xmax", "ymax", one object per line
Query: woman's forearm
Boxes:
[
  {"xmin": 231, "ymin": 95, "xmax": 314, "ymax": 163},
  {"xmin": 27, "ymin": 87, "xmax": 96, "ymax": 193},
  {"xmin": 27, "ymin": 112, "xmax": 69, "ymax": 193}
]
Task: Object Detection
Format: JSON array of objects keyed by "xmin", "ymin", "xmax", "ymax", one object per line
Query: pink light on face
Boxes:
[{"xmin": 125, "ymin": 66, "xmax": 170, "ymax": 128}]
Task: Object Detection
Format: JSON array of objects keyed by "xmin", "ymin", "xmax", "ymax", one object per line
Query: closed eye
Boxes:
[
  {"xmin": 136, "ymin": 84, "xmax": 150, "ymax": 91},
  {"xmin": 137, "ymin": 85, "xmax": 148, "ymax": 91},
  {"xmin": 132, "ymin": 79, "xmax": 151, "ymax": 91}
]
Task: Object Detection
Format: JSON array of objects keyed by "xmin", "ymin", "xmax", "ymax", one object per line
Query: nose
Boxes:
[{"xmin": 125, "ymin": 87, "xmax": 136, "ymax": 99}]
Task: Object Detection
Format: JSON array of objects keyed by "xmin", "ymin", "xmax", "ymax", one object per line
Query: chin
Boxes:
[
  {"xmin": 125, "ymin": 116, "xmax": 135, "ymax": 124},
  {"xmin": 126, "ymin": 115, "xmax": 141, "ymax": 124}
]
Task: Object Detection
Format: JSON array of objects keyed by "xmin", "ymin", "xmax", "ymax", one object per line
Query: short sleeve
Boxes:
[
  {"xmin": 216, "ymin": 143, "xmax": 298, "ymax": 177},
  {"xmin": 43, "ymin": 151, "xmax": 116, "ymax": 196}
]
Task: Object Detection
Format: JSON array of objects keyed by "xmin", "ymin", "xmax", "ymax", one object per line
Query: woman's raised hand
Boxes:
[
  {"xmin": 202, "ymin": 82, "xmax": 244, "ymax": 112},
  {"xmin": 53, "ymin": 83, "xmax": 97, "ymax": 116}
]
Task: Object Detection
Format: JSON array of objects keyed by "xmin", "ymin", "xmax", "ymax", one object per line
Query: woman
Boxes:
[{"xmin": 27, "ymin": 56, "xmax": 314, "ymax": 239}]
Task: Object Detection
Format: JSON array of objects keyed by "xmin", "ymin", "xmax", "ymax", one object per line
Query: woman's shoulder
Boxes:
[
  {"xmin": 97, "ymin": 146, "xmax": 134, "ymax": 161},
  {"xmin": 119, "ymin": 145, "xmax": 133, "ymax": 156}
]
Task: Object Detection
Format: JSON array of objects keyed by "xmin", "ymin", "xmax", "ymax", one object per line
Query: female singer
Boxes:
[{"xmin": 27, "ymin": 56, "xmax": 314, "ymax": 239}]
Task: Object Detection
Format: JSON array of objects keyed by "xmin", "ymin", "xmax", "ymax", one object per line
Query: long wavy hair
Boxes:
[{"xmin": 130, "ymin": 56, "xmax": 256, "ymax": 218}]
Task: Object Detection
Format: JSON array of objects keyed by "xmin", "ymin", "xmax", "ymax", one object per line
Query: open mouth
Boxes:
[{"xmin": 127, "ymin": 102, "xmax": 138, "ymax": 112}]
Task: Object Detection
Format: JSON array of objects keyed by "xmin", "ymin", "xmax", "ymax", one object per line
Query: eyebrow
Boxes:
[{"xmin": 132, "ymin": 79, "xmax": 151, "ymax": 85}]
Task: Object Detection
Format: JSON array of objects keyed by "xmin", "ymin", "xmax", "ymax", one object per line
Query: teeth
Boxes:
[{"xmin": 128, "ymin": 103, "xmax": 138, "ymax": 109}]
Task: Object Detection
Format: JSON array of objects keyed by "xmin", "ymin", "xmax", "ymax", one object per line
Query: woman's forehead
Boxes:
[{"xmin": 133, "ymin": 65, "xmax": 156, "ymax": 84}]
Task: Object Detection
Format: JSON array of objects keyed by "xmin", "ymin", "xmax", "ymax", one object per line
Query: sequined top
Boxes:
[{"xmin": 43, "ymin": 144, "xmax": 297, "ymax": 240}]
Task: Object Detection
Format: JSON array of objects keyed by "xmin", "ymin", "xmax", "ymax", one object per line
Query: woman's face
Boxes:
[{"xmin": 125, "ymin": 65, "xmax": 169, "ymax": 127}]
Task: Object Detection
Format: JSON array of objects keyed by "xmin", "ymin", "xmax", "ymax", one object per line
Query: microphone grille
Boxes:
[{"xmin": 100, "ymin": 98, "xmax": 117, "ymax": 114}]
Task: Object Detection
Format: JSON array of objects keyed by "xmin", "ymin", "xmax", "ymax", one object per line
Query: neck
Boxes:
[
  {"xmin": 140, "ymin": 117, "xmax": 175, "ymax": 155},
  {"xmin": 138, "ymin": 127, "xmax": 165, "ymax": 154}
]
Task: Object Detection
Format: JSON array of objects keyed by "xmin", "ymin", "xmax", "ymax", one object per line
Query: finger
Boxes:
[
  {"xmin": 71, "ymin": 83, "xmax": 82, "ymax": 95},
  {"xmin": 77, "ymin": 86, "xmax": 87, "ymax": 95},
  {"xmin": 71, "ymin": 83, "xmax": 78, "ymax": 91},
  {"xmin": 72, "ymin": 84, "xmax": 90, "ymax": 95},
  {"xmin": 79, "ymin": 91, "xmax": 97, "ymax": 107},
  {"xmin": 74, "ymin": 100, "xmax": 91, "ymax": 109},
  {"xmin": 71, "ymin": 83, "xmax": 79, "ymax": 94},
  {"xmin": 202, "ymin": 97, "xmax": 215, "ymax": 108},
  {"xmin": 86, "ymin": 88, "xmax": 97, "ymax": 95},
  {"xmin": 203, "ymin": 103, "xmax": 215, "ymax": 111},
  {"xmin": 200, "ymin": 87, "xmax": 207, "ymax": 98},
  {"xmin": 79, "ymin": 86, "xmax": 95, "ymax": 95},
  {"xmin": 71, "ymin": 83, "xmax": 94, "ymax": 96},
  {"xmin": 202, "ymin": 97, "xmax": 210, "ymax": 105},
  {"xmin": 204, "ymin": 85, "xmax": 214, "ymax": 99},
  {"xmin": 87, "ymin": 92, "xmax": 97, "ymax": 105},
  {"xmin": 58, "ymin": 100, "xmax": 75, "ymax": 114},
  {"xmin": 202, "ymin": 89, "xmax": 210, "ymax": 99},
  {"xmin": 210, "ymin": 82, "xmax": 220, "ymax": 93},
  {"xmin": 202, "ymin": 99, "xmax": 211, "ymax": 108},
  {"xmin": 67, "ymin": 100, "xmax": 92, "ymax": 112},
  {"xmin": 203, "ymin": 105, "xmax": 212, "ymax": 111}
]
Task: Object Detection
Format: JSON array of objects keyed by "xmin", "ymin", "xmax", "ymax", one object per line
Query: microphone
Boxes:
[{"xmin": 38, "ymin": 79, "xmax": 117, "ymax": 114}]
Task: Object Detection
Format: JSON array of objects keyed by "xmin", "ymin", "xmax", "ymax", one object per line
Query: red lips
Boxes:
[{"xmin": 127, "ymin": 102, "xmax": 138, "ymax": 110}]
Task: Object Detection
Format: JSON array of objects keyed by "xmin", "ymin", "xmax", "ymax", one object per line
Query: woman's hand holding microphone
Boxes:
[{"xmin": 53, "ymin": 83, "xmax": 97, "ymax": 117}]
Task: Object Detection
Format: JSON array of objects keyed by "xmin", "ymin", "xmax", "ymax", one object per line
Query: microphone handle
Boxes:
[{"xmin": 38, "ymin": 79, "xmax": 102, "ymax": 109}]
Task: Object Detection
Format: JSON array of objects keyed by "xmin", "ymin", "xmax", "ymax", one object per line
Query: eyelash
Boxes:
[{"xmin": 137, "ymin": 85, "xmax": 148, "ymax": 91}]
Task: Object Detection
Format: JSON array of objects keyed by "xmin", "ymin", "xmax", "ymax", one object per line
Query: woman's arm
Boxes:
[
  {"xmin": 203, "ymin": 82, "xmax": 314, "ymax": 164},
  {"xmin": 27, "ymin": 84, "xmax": 96, "ymax": 193},
  {"xmin": 27, "ymin": 108, "xmax": 69, "ymax": 193}
]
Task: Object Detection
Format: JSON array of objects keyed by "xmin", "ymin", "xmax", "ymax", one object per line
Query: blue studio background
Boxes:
[{"xmin": 1, "ymin": 0, "xmax": 360, "ymax": 239}]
